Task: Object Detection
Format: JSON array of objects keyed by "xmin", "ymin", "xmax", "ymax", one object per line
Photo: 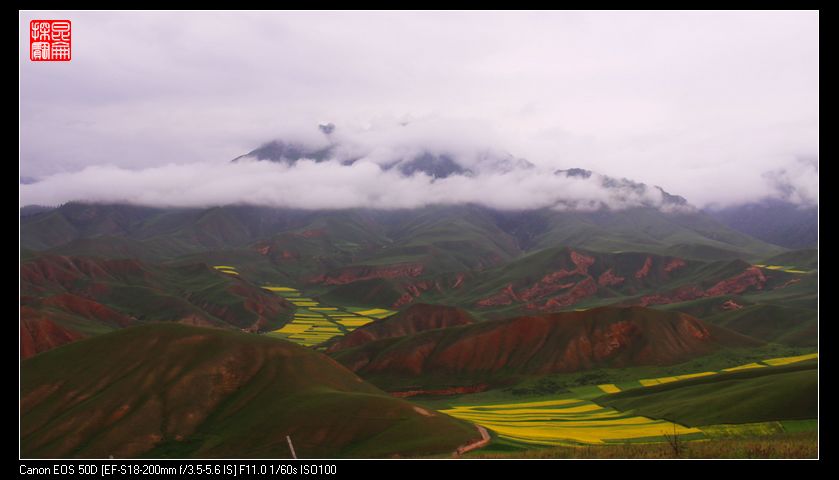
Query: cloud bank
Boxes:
[{"xmin": 20, "ymin": 158, "xmax": 683, "ymax": 211}]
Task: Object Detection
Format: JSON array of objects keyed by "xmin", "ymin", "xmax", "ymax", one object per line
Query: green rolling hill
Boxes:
[
  {"xmin": 21, "ymin": 324, "xmax": 480, "ymax": 458},
  {"xmin": 596, "ymin": 362, "xmax": 817, "ymax": 426}
]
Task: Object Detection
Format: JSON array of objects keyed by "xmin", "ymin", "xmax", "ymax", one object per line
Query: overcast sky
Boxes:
[{"xmin": 20, "ymin": 11, "xmax": 819, "ymax": 209}]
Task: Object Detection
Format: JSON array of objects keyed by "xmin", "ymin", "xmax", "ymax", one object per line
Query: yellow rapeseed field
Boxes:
[
  {"xmin": 755, "ymin": 264, "xmax": 809, "ymax": 274},
  {"xmin": 722, "ymin": 362, "xmax": 766, "ymax": 372},
  {"xmin": 598, "ymin": 384, "xmax": 621, "ymax": 394},
  {"xmin": 762, "ymin": 353, "xmax": 818, "ymax": 366},
  {"xmin": 640, "ymin": 372, "xmax": 717, "ymax": 386},
  {"xmin": 355, "ymin": 308, "xmax": 390, "ymax": 316},
  {"xmin": 263, "ymin": 286, "xmax": 298, "ymax": 292},
  {"xmin": 675, "ymin": 371, "xmax": 717, "ymax": 380},
  {"xmin": 442, "ymin": 353, "xmax": 816, "ymax": 447},
  {"xmin": 336, "ymin": 318, "xmax": 373, "ymax": 328},
  {"xmin": 443, "ymin": 399, "xmax": 701, "ymax": 446},
  {"xmin": 273, "ymin": 325, "xmax": 309, "ymax": 334}
]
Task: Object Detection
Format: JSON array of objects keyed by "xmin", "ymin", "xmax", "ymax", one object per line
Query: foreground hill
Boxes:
[
  {"xmin": 329, "ymin": 306, "xmax": 759, "ymax": 386},
  {"xmin": 21, "ymin": 324, "xmax": 479, "ymax": 458}
]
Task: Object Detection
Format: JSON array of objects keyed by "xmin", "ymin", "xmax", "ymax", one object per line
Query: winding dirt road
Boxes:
[{"xmin": 454, "ymin": 425, "xmax": 491, "ymax": 457}]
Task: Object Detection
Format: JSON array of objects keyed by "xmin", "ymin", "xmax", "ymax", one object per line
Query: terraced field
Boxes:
[
  {"xmin": 753, "ymin": 264, "xmax": 811, "ymax": 274},
  {"xmin": 263, "ymin": 285, "xmax": 395, "ymax": 347},
  {"xmin": 610, "ymin": 353, "xmax": 818, "ymax": 390},
  {"xmin": 443, "ymin": 396, "xmax": 704, "ymax": 446},
  {"xmin": 212, "ymin": 265, "xmax": 240, "ymax": 275},
  {"xmin": 763, "ymin": 353, "xmax": 818, "ymax": 366},
  {"xmin": 443, "ymin": 353, "xmax": 817, "ymax": 447}
]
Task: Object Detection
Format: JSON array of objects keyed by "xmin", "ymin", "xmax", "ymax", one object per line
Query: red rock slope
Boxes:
[
  {"xmin": 330, "ymin": 306, "xmax": 760, "ymax": 378},
  {"xmin": 326, "ymin": 303, "xmax": 475, "ymax": 352}
]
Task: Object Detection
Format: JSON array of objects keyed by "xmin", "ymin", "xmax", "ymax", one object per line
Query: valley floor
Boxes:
[
  {"xmin": 467, "ymin": 431, "xmax": 817, "ymax": 459},
  {"xmin": 420, "ymin": 353, "xmax": 817, "ymax": 458}
]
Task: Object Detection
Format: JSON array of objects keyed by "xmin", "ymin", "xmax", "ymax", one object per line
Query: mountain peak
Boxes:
[
  {"xmin": 231, "ymin": 140, "xmax": 333, "ymax": 164},
  {"xmin": 555, "ymin": 168, "xmax": 593, "ymax": 179},
  {"xmin": 318, "ymin": 122, "xmax": 336, "ymax": 135}
]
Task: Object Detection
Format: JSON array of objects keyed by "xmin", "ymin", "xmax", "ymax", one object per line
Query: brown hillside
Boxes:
[
  {"xmin": 327, "ymin": 303, "xmax": 475, "ymax": 352},
  {"xmin": 331, "ymin": 306, "xmax": 760, "ymax": 378},
  {"xmin": 21, "ymin": 324, "xmax": 480, "ymax": 458}
]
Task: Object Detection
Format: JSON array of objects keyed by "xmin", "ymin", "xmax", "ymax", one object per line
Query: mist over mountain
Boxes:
[
  {"xmin": 706, "ymin": 199, "xmax": 818, "ymax": 249},
  {"xmin": 20, "ymin": 127, "xmax": 698, "ymax": 213}
]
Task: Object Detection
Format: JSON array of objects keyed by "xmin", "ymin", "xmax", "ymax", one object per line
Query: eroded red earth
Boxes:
[
  {"xmin": 21, "ymin": 312, "xmax": 85, "ymax": 359},
  {"xmin": 311, "ymin": 263, "xmax": 425, "ymax": 286},
  {"xmin": 597, "ymin": 269, "xmax": 625, "ymax": 287},
  {"xmin": 705, "ymin": 267, "xmax": 767, "ymax": 296},
  {"xmin": 20, "ymin": 255, "xmax": 295, "ymax": 356},
  {"xmin": 334, "ymin": 307, "xmax": 757, "ymax": 377},
  {"xmin": 390, "ymin": 384, "xmax": 489, "ymax": 398},
  {"xmin": 479, "ymin": 251, "xmax": 598, "ymax": 308},
  {"xmin": 476, "ymin": 251, "xmax": 778, "ymax": 312},
  {"xmin": 722, "ymin": 299, "xmax": 744, "ymax": 310},
  {"xmin": 327, "ymin": 303, "xmax": 474, "ymax": 352},
  {"xmin": 635, "ymin": 256, "xmax": 653, "ymax": 279},
  {"xmin": 639, "ymin": 267, "xmax": 767, "ymax": 307}
]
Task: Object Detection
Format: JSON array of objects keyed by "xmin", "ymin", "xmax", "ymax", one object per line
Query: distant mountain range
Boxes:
[
  {"xmin": 705, "ymin": 199, "xmax": 817, "ymax": 249},
  {"xmin": 232, "ymin": 139, "xmax": 532, "ymax": 178},
  {"xmin": 225, "ymin": 127, "xmax": 817, "ymax": 247}
]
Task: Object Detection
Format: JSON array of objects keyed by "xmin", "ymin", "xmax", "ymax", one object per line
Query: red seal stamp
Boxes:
[{"xmin": 30, "ymin": 20, "xmax": 71, "ymax": 62}]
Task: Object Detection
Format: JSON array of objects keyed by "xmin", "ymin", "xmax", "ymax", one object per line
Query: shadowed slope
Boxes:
[
  {"xmin": 327, "ymin": 303, "xmax": 475, "ymax": 352},
  {"xmin": 331, "ymin": 307, "xmax": 760, "ymax": 384},
  {"xmin": 21, "ymin": 324, "xmax": 479, "ymax": 458},
  {"xmin": 597, "ymin": 362, "xmax": 817, "ymax": 426}
]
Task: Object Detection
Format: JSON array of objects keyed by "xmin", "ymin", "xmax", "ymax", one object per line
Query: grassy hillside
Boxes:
[
  {"xmin": 405, "ymin": 247, "xmax": 803, "ymax": 320},
  {"xmin": 22, "ymin": 203, "xmax": 801, "ymax": 318},
  {"xmin": 468, "ymin": 431, "xmax": 817, "ymax": 458},
  {"xmin": 21, "ymin": 324, "xmax": 479, "ymax": 458},
  {"xmin": 22, "ymin": 203, "xmax": 784, "ymax": 266},
  {"xmin": 654, "ymin": 269, "xmax": 817, "ymax": 346},
  {"xmin": 20, "ymin": 254, "xmax": 295, "ymax": 357},
  {"xmin": 760, "ymin": 248, "xmax": 818, "ymax": 270},
  {"xmin": 530, "ymin": 208, "xmax": 783, "ymax": 259},
  {"xmin": 706, "ymin": 201, "xmax": 817, "ymax": 249},
  {"xmin": 596, "ymin": 362, "xmax": 817, "ymax": 426},
  {"xmin": 701, "ymin": 304, "xmax": 816, "ymax": 347}
]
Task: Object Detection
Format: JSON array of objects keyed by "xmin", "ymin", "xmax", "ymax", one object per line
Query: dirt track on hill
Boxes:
[{"xmin": 454, "ymin": 425, "xmax": 491, "ymax": 457}]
